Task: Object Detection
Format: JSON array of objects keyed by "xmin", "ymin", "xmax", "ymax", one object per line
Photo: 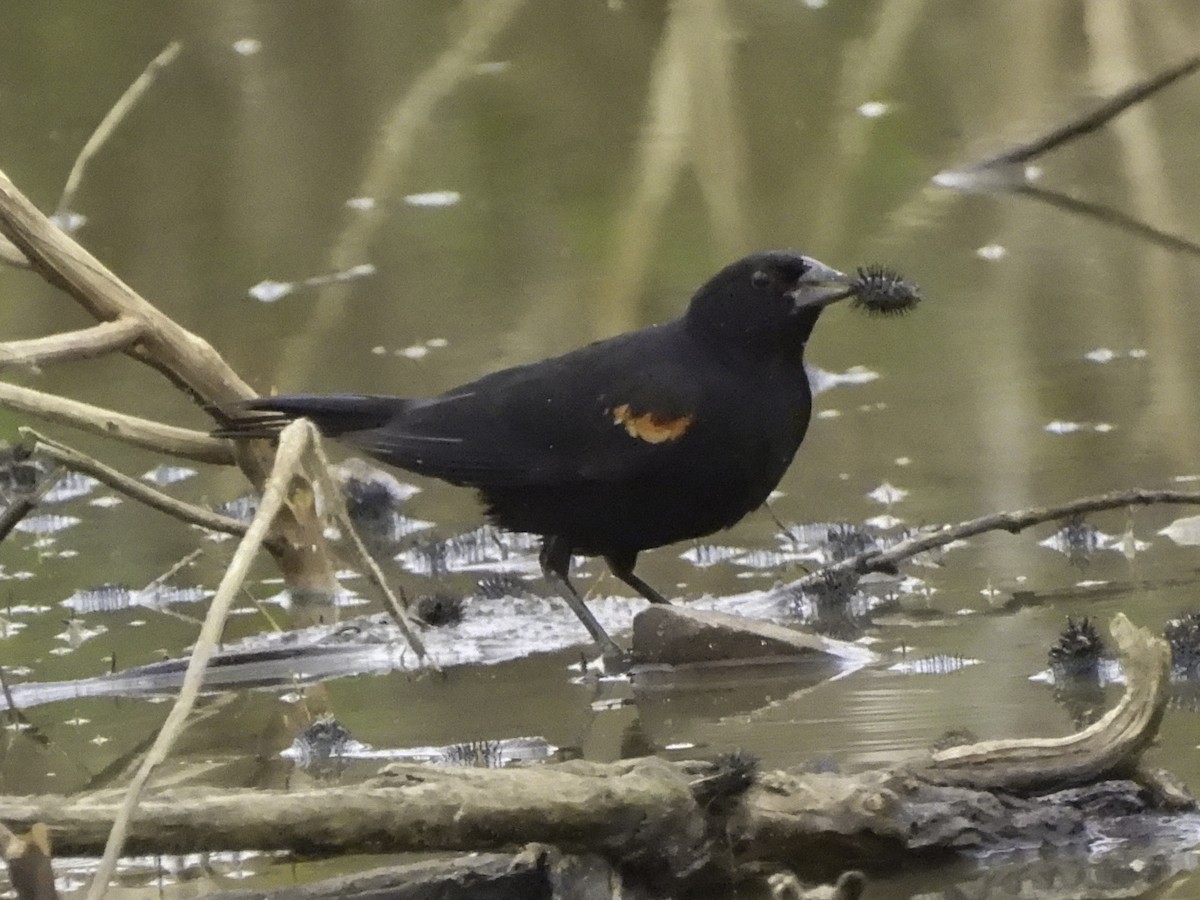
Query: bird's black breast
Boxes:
[{"xmin": 477, "ymin": 351, "xmax": 814, "ymax": 555}]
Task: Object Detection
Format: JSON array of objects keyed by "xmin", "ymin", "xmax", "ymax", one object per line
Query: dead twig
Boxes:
[
  {"xmin": 0, "ymin": 319, "xmax": 145, "ymax": 373},
  {"xmin": 55, "ymin": 42, "xmax": 183, "ymax": 223},
  {"xmin": 0, "ymin": 382, "xmax": 233, "ymax": 464},
  {"xmin": 303, "ymin": 429, "xmax": 430, "ymax": 664},
  {"xmin": 0, "ymin": 166, "xmax": 339, "ymax": 599},
  {"xmin": 0, "ymin": 169, "xmax": 256, "ymax": 407},
  {"xmin": 19, "ymin": 429, "xmax": 246, "ymax": 538},
  {"xmin": 786, "ymin": 488, "xmax": 1200, "ymax": 594},
  {"xmin": 930, "ymin": 55, "xmax": 1200, "ymax": 258}
]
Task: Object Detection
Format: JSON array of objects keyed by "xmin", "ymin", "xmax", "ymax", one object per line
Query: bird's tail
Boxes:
[{"xmin": 212, "ymin": 394, "xmax": 408, "ymax": 440}]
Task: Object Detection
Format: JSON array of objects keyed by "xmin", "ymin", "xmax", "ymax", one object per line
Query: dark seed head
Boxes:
[
  {"xmin": 1049, "ymin": 616, "xmax": 1107, "ymax": 679},
  {"xmin": 849, "ymin": 265, "xmax": 921, "ymax": 316}
]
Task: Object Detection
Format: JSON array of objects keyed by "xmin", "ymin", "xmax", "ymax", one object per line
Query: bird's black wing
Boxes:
[{"xmin": 341, "ymin": 324, "xmax": 708, "ymax": 488}]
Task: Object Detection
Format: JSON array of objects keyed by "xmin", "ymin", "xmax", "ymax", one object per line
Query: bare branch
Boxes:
[
  {"xmin": 56, "ymin": 42, "xmax": 183, "ymax": 221},
  {"xmin": 0, "ymin": 381, "xmax": 233, "ymax": 465},
  {"xmin": 0, "ymin": 169, "xmax": 256, "ymax": 408},
  {"xmin": 0, "ymin": 319, "xmax": 144, "ymax": 373},
  {"xmin": 786, "ymin": 488, "xmax": 1200, "ymax": 594},
  {"xmin": 304, "ymin": 429, "xmax": 430, "ymax": 664},
  {"xmin": 21, "ymin": 429, "xmax": 246, "ymax": 538},
  {"xmin": 0, "ymin": 167, "xmax": 340, "ymax": 597}
]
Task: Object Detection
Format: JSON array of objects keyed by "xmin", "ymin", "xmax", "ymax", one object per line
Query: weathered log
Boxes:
[
  {"xmin": 0, "ymin": 758, "xmax": 709, "ymax": 884},
  {"xmin": 0, "ymin": 616, "xmax": 1184, "ymax": 888}
]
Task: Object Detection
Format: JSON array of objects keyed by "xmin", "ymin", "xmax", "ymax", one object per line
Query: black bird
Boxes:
[{"xmin": 218, "ymin": 251, "xmax": 868, "ymax": 662}]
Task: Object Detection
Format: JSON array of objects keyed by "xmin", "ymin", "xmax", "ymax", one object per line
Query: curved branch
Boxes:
[
  {"xmin": 917, "ymin": 613, "xmax": 1170, "ymax": 791},
  {"xmin": 0, "ymin": 318, "xmax": 144, "ymax": 372}
]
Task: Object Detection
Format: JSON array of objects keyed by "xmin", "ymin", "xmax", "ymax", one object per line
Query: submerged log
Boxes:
[
  {"xmin": 0, "ymin": 616, "xmax": 1187, "ymax": 891},
  {"xmin": 203, "ymin": 846, "xmax": 632, "ymax": 900}
]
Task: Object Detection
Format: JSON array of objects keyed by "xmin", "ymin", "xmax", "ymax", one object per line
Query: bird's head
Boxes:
[{"xmin": 684, "ymin": 251, "xmax": 854, "ymax": 358}]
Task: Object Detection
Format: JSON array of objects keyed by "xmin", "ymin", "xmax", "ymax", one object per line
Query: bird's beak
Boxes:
[{"xmin": 788, "ymin": 257, "xmax": 855, "ymax": 310}]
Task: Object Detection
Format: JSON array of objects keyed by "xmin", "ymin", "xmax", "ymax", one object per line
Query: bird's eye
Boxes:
[{"xmin": 751, "ymin": 270, "xmax": 771, "ymax": 289}]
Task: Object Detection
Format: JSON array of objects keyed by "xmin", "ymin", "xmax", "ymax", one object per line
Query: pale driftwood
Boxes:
[
  {"xmin": 84, "ymin": 421, "xmax": 314, "ymax": 900},
  {"xmin": 0, "ymin": 166, "xmax": 339, "ymax": 614},
  {"xmin": 789, "ymin": 488, "xmax": 1200, "ymax": 593},
  {"xmin": 0, "ymin": 381, "xmax": 233, "ymax": 464},
  {"xmin": 21, "ymin": 429, "xmax": 247, "ymax": 538},
  {"xmin": 0, "ymin": 617, "xmax": 1182, "ymax": 888},
  {"xmin": 4, "ymin": 758, "xmax": 707, "ymax": 880},
  {"xmin": 0, "ymin": 169, "xmax": 256, "ymax": 408},
  {"xmin": 0, "ymin": 319, "xmax": 143, "ymax": 372},
  {"xmin": 730, "ymin": 615, "xmax": 1176, "ymax": 871}
]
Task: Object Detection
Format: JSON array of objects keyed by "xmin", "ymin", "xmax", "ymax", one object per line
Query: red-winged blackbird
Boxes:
[{"xmin": 217, "ymin": 251, "xmax": 880, "ymax": 662}]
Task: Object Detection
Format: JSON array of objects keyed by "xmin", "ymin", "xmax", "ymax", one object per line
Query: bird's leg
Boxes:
[
  {"xmin": 604, "ymin": 550, "xmax": 671, "ymax": 605},
  {"xmin": 539, "ymin": 536, "xmax": 629, "ymax": 664}
]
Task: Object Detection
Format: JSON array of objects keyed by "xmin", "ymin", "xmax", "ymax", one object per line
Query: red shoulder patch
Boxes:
[{"xmin": 609, "ymin": 404, "xmax": 694, "ymax": 444}]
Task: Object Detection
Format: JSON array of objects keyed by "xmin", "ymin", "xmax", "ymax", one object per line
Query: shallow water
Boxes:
[{"xmin": 3, "ymin": 1, "xmax": 1200, "ymax": 896}]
